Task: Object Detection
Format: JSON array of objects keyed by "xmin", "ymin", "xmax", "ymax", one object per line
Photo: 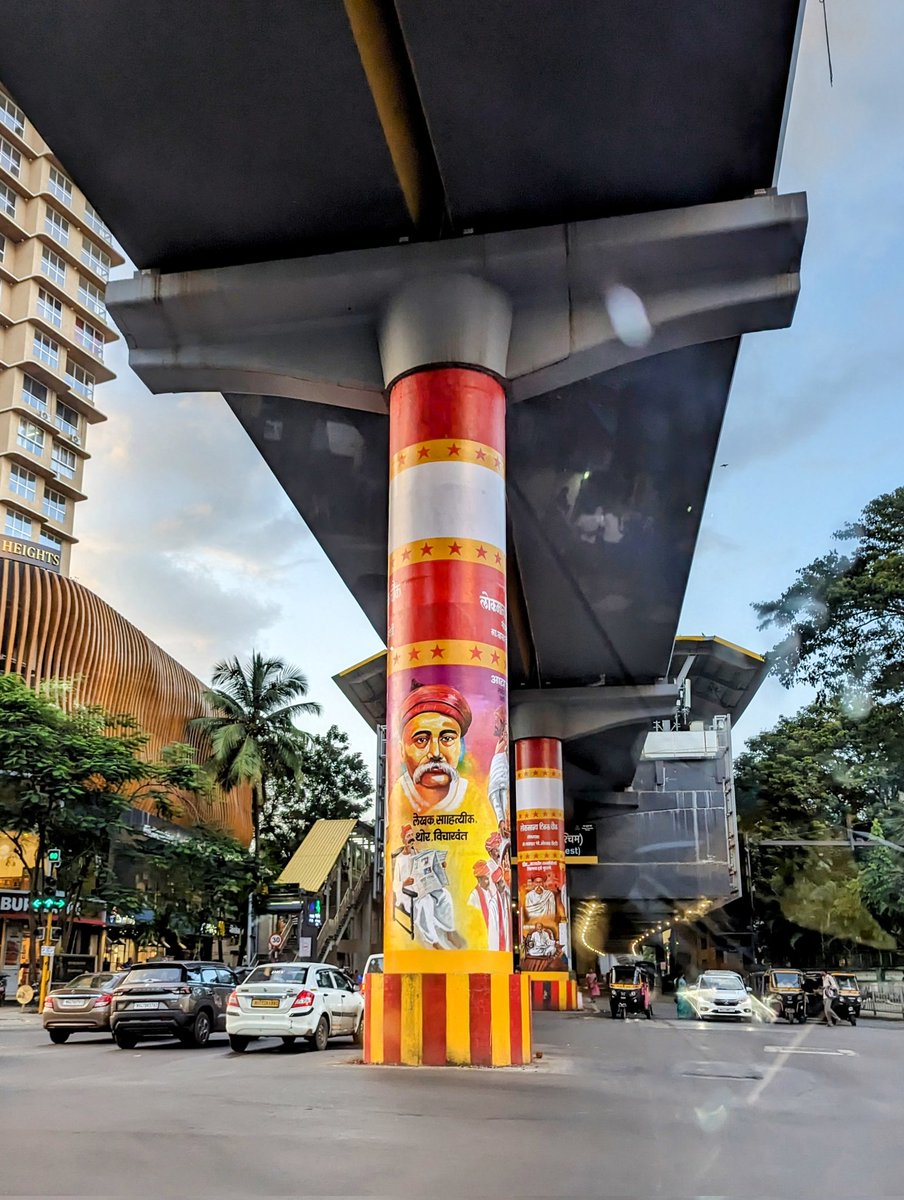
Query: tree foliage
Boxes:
[
  {"xmin": 755, "ymin": 487, "xmax": 904, "ymax": 701},
  {"xmin": 0, "ymin": 673, "xmax": 205, "ymax": 980},
  {"xmin": 123, "ymin": 827, "xmax": 256, "ymax": 958},
  {"xmin": 192, "ymin": 651, "xmax": 322, "ymax": 850},
  {"xmin": 260, "ymin": 725, "xmax": 373, "ymax": 870}
]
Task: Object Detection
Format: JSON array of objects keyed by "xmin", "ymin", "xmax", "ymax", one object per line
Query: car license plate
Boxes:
[
  {"xmin": 251, "ymin": 998, "xmax": 280, "ymax": 1008},
  {"xmin": 60, "ymin": 998, "xmax": 85, "ymax": 1008},
  {"xmin": 133, "ymin": 1001, "xmax": 159, "ymax": 1010}
]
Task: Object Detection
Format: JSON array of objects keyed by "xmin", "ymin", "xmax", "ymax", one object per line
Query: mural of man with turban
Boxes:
[{"xmin": 390, "ymin": 682, "xmax": 479, "ymax": 816}]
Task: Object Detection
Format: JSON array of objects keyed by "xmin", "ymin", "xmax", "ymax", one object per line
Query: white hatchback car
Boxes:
[{"xmin": 226, "ymin": 961, "xmax": 364, "ymax": 1053}]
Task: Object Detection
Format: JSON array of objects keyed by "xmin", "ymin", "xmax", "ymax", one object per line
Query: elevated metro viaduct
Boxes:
[{"xmin": 1, "ymin": 0, "xmax": 808, "ymax": 1064}]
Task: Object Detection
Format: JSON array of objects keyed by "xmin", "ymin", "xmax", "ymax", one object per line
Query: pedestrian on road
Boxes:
[
  {"xmin": 821, "ymin": 970, "xmax": 841, "ymax": 1026},
  {"xmin": 586, "ymin": 969, "xmax": 601, "ymax": 1011}
]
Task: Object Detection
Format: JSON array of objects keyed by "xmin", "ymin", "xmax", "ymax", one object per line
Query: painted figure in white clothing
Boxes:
[{"xmin": 392, "ymin": 823, "xmax": 462, "ymax": 950}]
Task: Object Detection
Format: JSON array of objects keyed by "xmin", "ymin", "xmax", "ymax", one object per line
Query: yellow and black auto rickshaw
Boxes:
[
  {"xmin": 608, "ymin": 960, "xmax": 655, "ymax": 1020},
  {"xmin": 748, "ymin": 968, "xmax": 806, "ymax": 1023}
]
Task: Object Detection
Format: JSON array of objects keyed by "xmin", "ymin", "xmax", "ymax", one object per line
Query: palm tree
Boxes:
[{"xmin": 192, "ymin": 652, "xmax": 321, "ymax": 957}]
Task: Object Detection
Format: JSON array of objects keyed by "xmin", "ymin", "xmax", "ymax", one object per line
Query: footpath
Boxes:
[{"xmin": 0, "ymin": 1003, "xmax": 40, "ymax": 1025}]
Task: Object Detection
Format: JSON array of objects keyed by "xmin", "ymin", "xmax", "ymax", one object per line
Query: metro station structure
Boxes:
[{"xmin": 1, "ymin": 1, "xmax": 808, "ymax": 1065}]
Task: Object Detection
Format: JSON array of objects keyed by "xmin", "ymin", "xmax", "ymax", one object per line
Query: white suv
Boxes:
[
  {"xmin": 692, "ymin": 971, "xmax": 753, "ymax": 1021},
  {"xmin": 226, "ymin": 961, "xmax": 364, "ymax": 1053}
]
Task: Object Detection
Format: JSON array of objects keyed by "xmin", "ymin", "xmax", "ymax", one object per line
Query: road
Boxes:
[{"xmin": 1, "ymin": 1007, "xmax": 901, "ymax": 1196}]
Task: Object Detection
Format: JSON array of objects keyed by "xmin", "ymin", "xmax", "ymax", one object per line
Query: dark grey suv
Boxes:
[{"xmin": 110, "ymin": 960, "xmax": 237, "ymax": 1049}]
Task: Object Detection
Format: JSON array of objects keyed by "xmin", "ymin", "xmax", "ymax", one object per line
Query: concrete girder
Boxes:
[
  {"xmin": 510, "ymin": 683, "xmax": 679, "ymax": 744},
  {"xmin": 108, "ymin": 192, "xmax": 806, "ymax": 410}
]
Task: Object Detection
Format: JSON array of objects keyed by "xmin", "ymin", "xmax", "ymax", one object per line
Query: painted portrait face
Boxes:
[{"xmin": 402, "ymin": 711, "xmax": 462, "ymax": 795}]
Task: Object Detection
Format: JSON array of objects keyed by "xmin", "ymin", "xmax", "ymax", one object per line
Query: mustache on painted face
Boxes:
[{"xmin": 413, "ymin": 758, "xmax": 459, "ymax": 785}]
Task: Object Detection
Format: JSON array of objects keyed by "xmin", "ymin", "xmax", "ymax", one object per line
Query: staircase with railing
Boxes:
[{"xmin": 316, "ymin": 863, "xmax": 372, "ymax": 962}]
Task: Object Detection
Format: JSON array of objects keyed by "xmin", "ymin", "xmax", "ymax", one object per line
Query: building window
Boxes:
[
  {"xmin": 51, "ymin": 443, "xmax": 77, "ymax": 480},
  {"xmin": 80, "ymin": 237, "xmax": 111, "ymax": 281},
  {"xmin": 83, "ymin": 200, "xmax": 112, "ymax": 243},
  {"xmin": 37, "ymin": 288, "xmax": 63, "ymax": 329},
  {"xmin": 48, "ymin": 167, "xmax": 72, "ymax": 206},
  {"xmin": 65, "ymin": 361, "xmax": 94, "ymax": 400},
  {"xmin": 17, "ymin": 419, "xmax": 45, "ymax": 457},
  {"xmin": 78, "ymin": 276, "xmax": 106, "ymax": 320},
  {"xmin": 21, "ymin": 374, "xmax": 49, "ymax": 416},
  {"xmin": 42, "ymin": 487, "xmax": 67, "ymax": 523},
  {"xmin": 0, "ymin": 136, "xmax": 21, "ymax": 178},
  {"xmin": 0, "ymin": 94, "xmax": 25, "ymax": 139},
  {"xmin": 4, "ymin": 510, "xmax": 33, "ymax": 540},
  {"xmin": 38, "ymin": 527, "xmax": 62, "ymax": 550},
  {"xmin": 41, "ymin": 247, "xmax": 67, "ymax": 287},
  {"xmin": 54, "ymin": 400, "xmax": 79, "ymax": 439},
  {"xmin": 9, "ymin": 465, "xmax": 37, "ymax": 503},
  {"xmin": 44, "ymin": 206, "xmax": 70, "ymax": 248},
  {"xmin": 74, "ymin": 317, "xmax": 104, "ymax": 359},
  {"xmin": 32, "ymin": 331, "xmax": 60, "ymax": 369},
  {"xmin": 0, "ymin": 232, "xmax": 5, "ymax": 263},
  {"xmin": 0, "ymin": 180, "xmax": 15, "ymax": 219}
]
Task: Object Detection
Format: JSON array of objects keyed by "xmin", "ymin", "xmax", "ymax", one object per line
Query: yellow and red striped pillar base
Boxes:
[
  {"xmin": 364, "ymin": 972, "xmax": 532, "ymax": 1066},
  {"xmin": 515, "ymin": 737, "xmax": 579, "ymax": 1010},
  {"xmin": 365, "ymin": 364, "xmax": 531, "ymax": 1065}
]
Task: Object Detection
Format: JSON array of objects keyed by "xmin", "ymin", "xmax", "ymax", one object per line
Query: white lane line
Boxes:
[{"xmin": 764, "ymin": 1045, "xmax": 856, "ymax": 1056}]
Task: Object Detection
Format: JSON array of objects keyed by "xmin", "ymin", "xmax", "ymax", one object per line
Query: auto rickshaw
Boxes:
[
  {"xmin": 609, "ymin": 960, "xmax": 655, "ymax": 1019},
  {"xmin": 748, "ymin": 968, "xmax": 806, "ymax": 1023},
  {"xmin": 803, "ymin": 970, "xmax": 861, "ymax": 1025}
]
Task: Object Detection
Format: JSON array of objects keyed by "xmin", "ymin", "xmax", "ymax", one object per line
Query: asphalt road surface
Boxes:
[{"xmin": 1, "ymin": 1008, "xmax": 901, "ymax": 1197}]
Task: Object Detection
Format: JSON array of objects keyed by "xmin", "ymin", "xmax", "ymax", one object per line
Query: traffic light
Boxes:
[
  {"xmin": 30, "ymin": 895, "xmax": 66, "ymax": 913},
  {"xmin": 46, "ymin": 848, "xmax": 62, "ymax": 866}
]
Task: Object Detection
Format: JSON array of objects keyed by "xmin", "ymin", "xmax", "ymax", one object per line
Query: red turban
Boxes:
[
  {"xmin": 485, "ymin": 832, "xmax": 503, "ymax": 851},
  {"xmin": 472, "ymin": 860, "xmax": 491, "ymax": 877},
  {"xmin": 399, "ymin": 683, "xmax": 472, "ymax": 736},
  {"xmin": 401, "ymin": 824, "xmax": 413, "ymax": 838}
]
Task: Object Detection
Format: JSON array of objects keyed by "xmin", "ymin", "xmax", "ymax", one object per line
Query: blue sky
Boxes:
[{"xmin": 71, "ymin": 1, "xmax": 902, "ymax": 771}]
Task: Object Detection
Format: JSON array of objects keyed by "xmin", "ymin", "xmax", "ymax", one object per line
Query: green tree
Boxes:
[
  {"xmin": 0, "ymin": 673, "xmax": 202, "ymax": 983},
  {"xmin": 124, "ymin": 827, "xmax": 256, "ymax": 960},
  {"xmin": 260, "ymin": 725, "xmax": 373, "ymax": 869},
  {"xmin": 755, "ymin": 487, "xmax": 904, "ymax": 702},
  {"xmin": 736, "ymin": 697, "xmax": 904, "ymax": 960},
  {"xmin": 192, "ymin": 652, "xmax": 322, "ymax": 950}
]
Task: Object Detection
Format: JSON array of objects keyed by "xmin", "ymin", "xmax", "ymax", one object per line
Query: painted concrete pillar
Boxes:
[
  {"xmin": 363, "ymin": 277, "xmax": 531, "ymax": 1065},
  {"xmin": 514, "ymin": 737, "xmax": 578, "ymax": 1011}
]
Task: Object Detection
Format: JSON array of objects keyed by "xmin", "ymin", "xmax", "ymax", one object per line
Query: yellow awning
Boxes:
[{"xmin": 276, "ymin": 818, "xmax": 359, "ymax": 892}]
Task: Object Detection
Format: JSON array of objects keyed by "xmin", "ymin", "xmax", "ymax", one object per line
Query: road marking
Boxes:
[{"xmin": 763, "ymin": 1045, "xmax": 856, "ymax": 1056}]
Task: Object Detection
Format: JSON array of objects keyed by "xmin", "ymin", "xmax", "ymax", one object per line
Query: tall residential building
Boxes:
[{"xmin": 0, "ymin": 83, "xmax": 123, "ymax": 576}]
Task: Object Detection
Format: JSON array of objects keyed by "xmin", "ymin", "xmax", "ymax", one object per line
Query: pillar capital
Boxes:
[{"xmin": 378, "ymin": 273, "xmax": 513, "ymax": 385}]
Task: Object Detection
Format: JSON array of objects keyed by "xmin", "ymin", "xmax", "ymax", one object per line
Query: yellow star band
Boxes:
[
  {"xmin": 514, "ymin": 768, "xmax": 564, "ymax": 781},
  {"xmin": 389, "ymin": 537, "xmax": 506, "ymax": 576},
  {"xmin": 390, "ymin": 438, "xmax": 505, "ymax": 481},
  {"xmin": 387, "ymin": 639, "xmax": 507, "ymax": 675}
]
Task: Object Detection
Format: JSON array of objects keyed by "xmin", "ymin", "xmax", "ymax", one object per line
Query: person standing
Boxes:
[
  {"xmin": 821, "ymin": 970, "xmax": 841, "ymax": 1026},
  {"xmin": 586, "ymin": 968, "xmax": 601, "ymax": 1012}
]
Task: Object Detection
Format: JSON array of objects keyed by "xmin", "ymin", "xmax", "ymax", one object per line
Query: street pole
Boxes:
[{"xmin": 37, "ymin": 909, "xmax": 52, "ymax": 1009}]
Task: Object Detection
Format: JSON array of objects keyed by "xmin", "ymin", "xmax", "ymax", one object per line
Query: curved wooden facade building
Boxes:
[{"xmin": 0, "ymin": 556, "xmax": 252, "ymax": 844}]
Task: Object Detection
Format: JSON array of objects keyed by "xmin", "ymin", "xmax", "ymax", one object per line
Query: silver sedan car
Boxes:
[{"xmin": 43, "ymin": 971, "xmax": 127, "ymax": 1043}]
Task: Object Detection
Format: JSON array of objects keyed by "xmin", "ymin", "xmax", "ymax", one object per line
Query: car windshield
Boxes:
[
  {"xmin": 245, "ymin": 964, "xmax": 309, "ymax": 985},
  {"xmin": 834, "ymin": 974, "xmax": 858, "ymax": 989},
  {"xmin": 64, "ymin": 973, "xmax": 99, "ymax": 989},
  {"xmin": 773, "ymin": 971, "xmax": 801, "ymax": 987},
  {"xmin": 123, "ymin": 967, "xmax": 185, "ymax": 984},
  {"xmin": 700, "ymin": 975, "xmax": 743, "ymax": 990},
  {"xmin": 366, "ymin": 957, "xmax": 384, "ymax": 974}
]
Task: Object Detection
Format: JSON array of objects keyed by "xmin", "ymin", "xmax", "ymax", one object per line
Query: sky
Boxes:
[{"xmin": 70, "ymin": 1, "xmax": 903, "ymax": 774}]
